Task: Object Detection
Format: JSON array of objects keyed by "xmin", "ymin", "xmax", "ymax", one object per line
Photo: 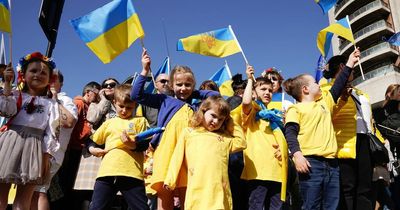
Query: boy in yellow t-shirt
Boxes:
[
  {"xmin": 237, "ymin": 65, "xmax": 288, "ymax": 210},
  {"xmin": 282, "ymin": 48, "xmax": 360, "ymax": 210},
  {"xmin": 88, "ymin": 84, "xmax": 150, "ymax": 210}
]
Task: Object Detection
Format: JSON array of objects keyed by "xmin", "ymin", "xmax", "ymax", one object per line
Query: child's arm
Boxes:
[
  {"xmin": 121, "ymin": 130, "xmax": 137, "ymax": 150},
  {"xmin": 164, "ymin": 129, "xmax": 188, "ymax": 190},
  {"xmin": 0, "ymin": 64, "xmax": 17, "ymax": 117},
  {"xmin": 229, "ymin": 121, "xmax": 247, "ymax": 153},
  {"xmin": 242, "ymin": 65, "xmax": 255, "ymax": 115},
  {"xmin": 130, "ymin": 49, "xmax": 166, "ymax": 109},
  {"xmin": 329, "ymin": 48, "xmax": 360, "ymax": 103},
  {"xmin": 285, "ymin": 122, "xmax": 311, "ymax": 173},
  {"xmin": 190, "ymin": 89, "xmax": 220, "ymax": 100}
]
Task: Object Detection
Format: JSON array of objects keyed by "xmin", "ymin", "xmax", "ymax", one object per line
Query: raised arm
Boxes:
[
  {"xmin": 242, "ymin": 65, "xmax": 255, "ymax": 115},
  {"xmin": 130, "ymin": 48, "xmax": 166, "ymax": 108},
  {"xmin": 330, "ymin": 48, "xmax": 360, "ymax": 103}
]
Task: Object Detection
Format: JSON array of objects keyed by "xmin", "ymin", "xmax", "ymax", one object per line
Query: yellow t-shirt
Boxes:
[
  {"xmin": 240, "ymin": 103, "xmax": 285, "ymax": 182},
  {"xmin": 92, "ymin": 116, "xmax": 149, "ymax": 180},
  {"xmin": 285, "ymin": 92, "xmax": 337, "ymax": 158}
]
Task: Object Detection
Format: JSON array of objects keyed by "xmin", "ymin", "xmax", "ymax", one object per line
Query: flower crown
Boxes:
[
  {"xmin": 261, "ymin": 67, "xmax": 283, "ymax": 80},
  {"xmin": 17, "ymin": 52, "xmax": 56, "ymax": 72}
]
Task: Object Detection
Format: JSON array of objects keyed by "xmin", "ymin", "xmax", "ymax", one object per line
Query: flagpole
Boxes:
[
  {"xmin": 346, "ymin": 16, "xmax": 365, "ymax": 80},
  {"xmin": 140, "ymin": 38, "xmax": 157, "ymax": 87},
  {"xmin": 228, "ymin": 25, "xmax": 255, "ymax": 81},
  {"xmin": 224, "ymin": 60, "xmax": 232, "ymax": 78},
  {"xmin": 161, "ymin": 18, "xmax": 170, "ymax": 58}
]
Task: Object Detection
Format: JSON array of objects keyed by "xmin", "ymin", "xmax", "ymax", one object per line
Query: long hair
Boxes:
[
  {"xmin": 190, "ymin": 96, "xmax": 234, "ymax": 135},
  {"xmin": 383, "ymin": 84, "xmax": 400, "ymax": 107}
]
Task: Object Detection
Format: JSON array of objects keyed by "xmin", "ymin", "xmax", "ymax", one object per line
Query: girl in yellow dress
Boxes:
[{"xmin": 164, "ymin": 96, "xmax": 246, "ymax": 210}]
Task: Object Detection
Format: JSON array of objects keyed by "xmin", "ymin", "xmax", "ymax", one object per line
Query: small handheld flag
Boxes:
[
  {"xmin": 145, "ymin": 57, "xmax": 170, "ymax": 93},
  {"xmin": 70, "ymin": 0, "xmax": 144, "ymax": 64},
  {"xmin": 317, "ymin": 17, "xmax": 355, "ymax": 58},
  {"xmin": 383, "ymin": 32, "xmax": 400, "ymax": 46},
  {"xmin": 0, "ymin": 0, "xmax": 11, "ymax": 33},
  {"xmin": 177, "ymin": 26, "xmax": 241, "ymax": 58},
  {"xmin": 315, "ymin": 55, "xmax": 326, "ymax": 83}
]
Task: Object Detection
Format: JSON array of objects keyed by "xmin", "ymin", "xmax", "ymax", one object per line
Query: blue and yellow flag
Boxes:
[
  {"xmin": 317, "ymin": 16, "xmax": 355, "ymax": 58},
  {"xmin": 70, "ymin": 0, "xmax": 144, "ymax": 64},
  {"xmin": 384, "ymin": 32, "xmax": 400, "ymax": 46},
  {"xmin": 177, "ymin": 26, "xmax": 241, "ymax": 58},
  {"xmin": 145, "ymin": 56, "xmax": 170, "ymax": 93},
  {"xmin": 0, "ymin": 0, "xmax": 11, "ymax": 33},
  {"xmin": 315, "ymin": 0, "xmax": 337, "ymax": 14},
  {"xmin": 210, "ymin": 62, "xmax": 233, "ymax": 97},
  {"xmin": 315, "ymin": 55, "xmax": 326, "ymax": 83}
]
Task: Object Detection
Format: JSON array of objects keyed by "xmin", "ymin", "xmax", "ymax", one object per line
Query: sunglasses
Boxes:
[
  {"xmin": 267, "ymin": 75, "xmax": 279, "ymax": 82},
  {"xmin": 102, "ymin": 82, "xmax": 117, "ymax": 89},
  {"xmin": 157, "ymin": 79, "xmax": 169, "ymax": 84}
]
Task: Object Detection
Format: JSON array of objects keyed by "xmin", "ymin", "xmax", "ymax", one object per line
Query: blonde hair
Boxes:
[
  {"xmin": 169, "ymin": 65, "xmax": 196, "ymax": 88},
  {"xmin": 114, "ymin": 84, "xmax": 135, "ymax": 105},
  {"xmin": 282, "ymin": 74, "xmax": 309, "ymax": 102},
  {"xmin": 383, "ymin": 84, "xmax": 400, "ymax": 107},
  {"xmin": 190, "ymin": 96, "xmax": 233, "ymax": 135}
]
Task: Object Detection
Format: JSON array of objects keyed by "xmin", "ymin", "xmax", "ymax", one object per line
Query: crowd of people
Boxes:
[{"xmin": 0, "ymin": 48, "xmax": 398, "ymax": 210}]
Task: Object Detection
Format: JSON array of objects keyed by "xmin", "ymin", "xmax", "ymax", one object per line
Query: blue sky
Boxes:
[{"xmin": 6, "ymin": 0, "xmax": 329, "ymax": 97}]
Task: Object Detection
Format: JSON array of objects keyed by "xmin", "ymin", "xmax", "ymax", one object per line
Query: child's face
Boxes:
[
  {"xmin": 305, "ymin": 75, "xmax": 321, "ymax": 100},
  {"xmin": 24, "ymin": 61, "xmax": 51, "ymax": 92},
  {"xmin": 172, "ymin": 73, "xmax": 195, "ymax": 100},
  {"xmin": 255, "ymin": 83, "xmax": 273, "ymax": 104},
  {"xmin": 115, "ymin": 100, "xmax": 135, "ymax": 119},
  {"xmin": 202, "ymin": 106, "xmax": 226, "ymax": 132},
  {"xmin": 266, "ymin": 73, "xmax": 281, "ymax": 93}
]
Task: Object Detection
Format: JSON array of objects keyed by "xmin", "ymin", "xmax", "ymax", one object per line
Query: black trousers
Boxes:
[{"xmin": 338, "ymin": 133, "xmax": 373, "ymax": 210}]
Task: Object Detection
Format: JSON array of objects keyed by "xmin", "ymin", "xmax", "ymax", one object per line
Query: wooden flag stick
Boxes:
[{"xmin": 346, "ymin": 16, "xmax": 365, "ymax": 80}]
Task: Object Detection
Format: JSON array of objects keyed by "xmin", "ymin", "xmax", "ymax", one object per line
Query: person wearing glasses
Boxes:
[
  {"xmin": 155, "ymin": 74, "xmax": 171, "ymax": 95},
  {"xmin": 72, "ymin": 78, "xmax": 120, "ymax": 210},
  {"xmin": 261, "ymin": 67, "xmax": 293, "ymax": 112}
]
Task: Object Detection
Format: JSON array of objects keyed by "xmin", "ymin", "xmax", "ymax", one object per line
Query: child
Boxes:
[
  {"xmin": 88, "ymin": 84, "xmax": 149, "ymax": 210},
  {"xmin": 164, "ymin": 96, "xmax": 246, "ymax": 209},
  {"xmin": 282, "ymin": 48, "xmax": 360, "ymax": 210},
  {"xmin": 131, "ymin": 48, "xmax": 219, "ymax": 210},
  {"xmin": 0, "ymin": 52, "xmax": 59, "ymax": 210},
  {"xmin": 238, "ymin": 65, "xmax": 288, "ymax": 210}
]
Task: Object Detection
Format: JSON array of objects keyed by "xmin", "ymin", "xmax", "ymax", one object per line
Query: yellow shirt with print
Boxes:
[
  {"xmin": 240, "ymin": 102, "xmax": 284, "ymax": 182},
  {"xmin": 92, "ymin": 116, "xmax": 149, "ymax": 180},
  {"xmin": 285, "ymin": 91, "xmax": 337, "ymax": 158}
]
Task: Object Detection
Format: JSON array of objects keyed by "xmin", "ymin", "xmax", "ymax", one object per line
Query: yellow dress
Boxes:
[
  {"xmin": 165, "ymin": 125, "xmax": 246, "ymax": 210},
  {"xmin": 150, "ymin": 105, "xmax": 193, "ymax": 191}
]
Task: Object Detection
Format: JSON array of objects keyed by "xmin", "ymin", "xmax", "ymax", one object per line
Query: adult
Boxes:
[
  {"xmin": 57, "ymin": 81, "xmax": 100, "ymax": 210},
  {"xmin": 72, "ymin": 78, "xmax": 120, "ymax": 209},
  {"xmin": 322, "ymin": 55, "xmax": 383, "ymax": 210},
  {"xmin": 380, "ymin": 84, "xmax": 400, "ymax": 210}
]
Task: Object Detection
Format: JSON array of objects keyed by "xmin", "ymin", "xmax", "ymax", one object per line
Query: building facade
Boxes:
[{"xmin": 328, "ymin": 0, "xmax": 400, "ymax": 108}]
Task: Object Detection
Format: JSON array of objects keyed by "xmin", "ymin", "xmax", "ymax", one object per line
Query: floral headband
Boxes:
[
  {"xmin": 17, "ymin": 52, "xmax": 56, "ymax": 72},
  {"xmin": 261, "ymin": 67, "xmax": 283, "ymax": 80}
]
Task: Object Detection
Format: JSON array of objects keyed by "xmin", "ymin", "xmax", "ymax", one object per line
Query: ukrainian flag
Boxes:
[
  {"xmin": 0, "ymin": 0, "xmax": 11, "ymax": 33},
  {"xmin": 317, "ymin": 16, "xmax": 355, "ymax": 57},
  {"xmin": 70, "ymin": 0, "xmax": 144, "ymax": 64},
  {"xmin": 177, "ymin": 26, "xmax": 241, "ymax": 58},
  {"xmin": 210, "ymin": 63, "xmax": 233, "ymax": 97},
  {"xmin": 315, "ymin": 0, "xmax": 337, "ymax": 14}
]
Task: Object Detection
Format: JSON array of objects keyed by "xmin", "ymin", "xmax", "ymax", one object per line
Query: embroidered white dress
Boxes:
[{"xmin": 0, "ymin": 91, "xmax": 59, "ymax": 184}]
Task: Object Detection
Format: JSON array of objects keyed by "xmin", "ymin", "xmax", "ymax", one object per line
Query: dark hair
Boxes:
[
  {"xmin": 57, "ymin": 69, "xmax": 64, "ymax": 83},
  {"xmin": 199, "ymin": 80, "xmax": 219, "ymax": 91},
  {"xmin": 101, "ymin": 78, "xmax": 119, "ymax": 88},
  {"xmin": 82, "ymin": 81, "xmax": 101, "ymax": 96},
  {"xmin": 324, "ymin": 55, "xmax": 347, "ymax": 79},
  {"xmin": 190, "ymin": 95, "xmax": 233, "ymax": 135},
  {"xmin": 231, "ymin": 74, "xmax": 247, "ymax": 96},
  {"xmin": 282, "ymin": 74, "xmax": 309, "ymax": 101}
]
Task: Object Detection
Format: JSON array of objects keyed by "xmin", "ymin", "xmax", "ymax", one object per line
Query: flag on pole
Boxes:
[
  {"xmin": 177, "ymin": 26, "xmax": 241, "ymax": 57},
  {"xmin": 0, "ymin": 34, "xmax": 6, "ymax": 64},
  {"xmin": 315, "ymin": 0, "xmax": 338, "ymax": 14},
  {"xmin": 70, "ymin": 0, "xmax": 144, "ymax": 64},
  {"xmin": 384, "ymin": 32, "xmax": 400, "ymax": 46},
  {"xmin": 317, "ymin": 16, "xmax": 355, "ymax": 58},
  {"xmin": 315, "ymin": 55, "xmax": 326, "ymax": 83},
  {"xmin": 145, "ymin": 56, "xmax": 169, "ymax": 93},
  {"xmin": 0, "ymin": 0, "xmax": 11, "ymax": 33},
  {"xmin": 210, "ymin": 62, "xmax": 234, "ymax": 97}
]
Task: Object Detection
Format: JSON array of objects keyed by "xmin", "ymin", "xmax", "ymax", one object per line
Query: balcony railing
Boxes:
[
  {"xmin": 348, "ymin": 0, "xmax": 388, "ymax": 22},
  {"xmin": 360, "ymin": 42, "xmax": 397, "ymax": 58},
  {"xmin": 353, "ymin": 64, "xmax": 400, "ymax": 86},
  {"xmin": 335, "ymin": 0, "xmax": 353, "ymax": 15}
]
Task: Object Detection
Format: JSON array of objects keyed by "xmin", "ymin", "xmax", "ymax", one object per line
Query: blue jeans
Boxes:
[{"xmin": 298, "ymin": 156, "xmax": 340, "ymax": 210}]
